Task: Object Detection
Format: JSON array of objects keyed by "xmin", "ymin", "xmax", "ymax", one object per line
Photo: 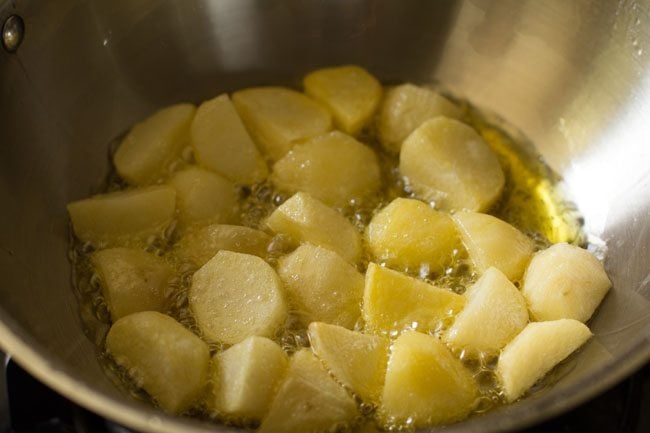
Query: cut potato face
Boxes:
[
  {"xmin": 522, "ymin": 243, "xmax": 611, "ymax": 322},
  {"xmin": 191, "ymin": 94, "xmax": 268, "ymax": 184},
  {"xmin": 400, "ymin": 117, "xmax": 505, "ymax": 212},
  {"xmin": 114, "ymin": 104, "xmax": 196, "ymax": 185},
  {"xmin": 497, "ymin": 319, "xmax": 592, "ymax": 402},
  {"xmin": 303, "ymin": 65, "xmax": 382, "ymax": 135},
  {"xmin": 106, "ymin": 311, "xmax": 210, "ymax": 414},
  {"xmin": 271, "ymin": 131, "xmax": 381, "ymax": 208},
  {"xmin": 189, "ymin": 251, "xmax": 287, "ymax": 345},
  {"xmin": 232, "ymin": 87, "xmax": 332, "ymax": 161}
]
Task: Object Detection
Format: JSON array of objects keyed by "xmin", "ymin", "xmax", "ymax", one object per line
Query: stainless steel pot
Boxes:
[{"xmin": 0, "ymin": 0, "xmax": 649, "ymax": 432}]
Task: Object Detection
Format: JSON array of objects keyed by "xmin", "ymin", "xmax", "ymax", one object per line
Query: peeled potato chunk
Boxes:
[
  {"xmin": 259, "ymin": 349, "xmax": 358, "ymax": 433},
  {"xmin": 189, "ymin": 251, "xmax": 287, "ymax": 345},
  {"xmin": 522, "ymin": 243, "xmax": 611, "ymax": 322},
  {"xmin": 377, "ymin": 84, "xmax": 461, "ymax": 153},
  {"xmin": 453, "ymin": 211, "xmax": 535, "ymax": 281},
  {"xmin": 232, "ymin": 87, "xmax": 332, "ymax": 161},
  {"xmin": 271, "ymin": 131, "xmax": 381, "ymax": 208},
  {"xmin": 497, "ymin": 319, "xmax": 592, "ymax": 402},
  {"xmin": 106, "ymin": 311, "xmax": 210, "ymax": 414},
  {"xmin": 400, "ymin": 117, "xmax": 505, "ymax": 212},
  {"xmin": 308, "ymin": 322, "xmax": 388, "ymax": 403},
  {"xmin": 380, "ymin": 331, "xmax": 478, "ymax": 428},
  {"xmin": 445, "ymin": 267, "xmax": 528, "ymax": 354},
  {"xmin": 211, "ymin": 336, "xmax": 288, "ymax": 420},
  {"xmin": 67, "ymin": 185, "xmax": 176, "ymax": 247},
  {"xmin": 365, "ymin": 198, "xmax": 458, "ymax": 273},
  {"xmin": 303, "ymin": 65, "xmax": 382, "ymax": 135},
  {"xmin": 277, "ymin": 244, "xmax": 363, "ymax": 329},
  {"xmin": 363, "ymin": 263, "xmax": 464, "ymax": 334},
  {"xmin": 91, "ymin": 248, "xmax": 173, "ymax": 321},
  {"xmin": 114, "ymin": 104, "xmax": 195, "ymax": 185},
  {"xmin": 191, "ymin": 94, "xmax": 268, "ymax": 184},
  {"xmin": 266, "ymin": 192, "xmax": 361, "ymax": 263}
]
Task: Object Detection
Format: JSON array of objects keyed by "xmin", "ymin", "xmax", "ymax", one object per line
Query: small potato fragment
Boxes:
[
  {"xmin": 444, "ymin": 267, "xmax": 528, "ymax": 354},
  {"xmin": 303, "ymin": 65, "xmax": 382, "ymax": 135},
  {"xmin": 522, "ymin": 243, "xmax": 611, "ymax": 322},
  {"xmin": 497, "ymin": 319, "xmax": 592, "ymax": 402},
  {"xmin": 67, "ymin": 185, "xmax": 176, "ymax": 247},
  {"xmin": 266, "ymin": 192, "xmax": 361, "ymax": 263},
  {"xmin": 114, "ymin": 104, "xmax": 195, "ymax": 185},
  {"xmin": 308, "ymin": 322, "xmax": 389, "ymax": 403},
  {"xmin": 365, "ymin": 198, "xmax": 458, "ymax": 273},
  {"xmin": 453, "ymin": 211, "xmax": 535, "ymax": 281},
  {"xmin": 232, "ymin": 87, "xmax": 332, "ymax": 161},
  {"xmin": 191, "ymin": 94, "xmax": 268, "ymax": 184},
  {"xmin": 380, "ymin": 331, "xmax": 478, "ymax": 428},
  {"xmin": 271, "ymin": 131, "xmax": 381, "ymax": 208},
  {"xmin": 378, "ymin": 84, "xmax": 461, "ymax": 153},
  {"xmin": 189, "ymin": 251, "xmax": 287, "ymax": 345},
  {"xmin": 400, "ymin": 117, "xmax": 505, "ymax": 212},
  {"xmin": 363, "ymin": 263, "xmax": 464, "ymax": 334},
  {"xmin": 106, "ymin": 311, "xmax": 210, "ymax": 414},
  {"xmin": 211, "ymin": 336, "xmax": 288, "ymax": 420},
  {"xmin": 91, "ymin": 248, "xmax": 173, "ymax": 321},
  {"xmin": 277, "ymin": 244, "xmax": 363, "ymax": 329}
]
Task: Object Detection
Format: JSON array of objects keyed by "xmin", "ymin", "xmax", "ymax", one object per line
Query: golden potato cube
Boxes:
[
  {"xmin": 522, "ymin": 243, "xmax": 611, "ymax": 322},
  {"xmin": 211, "ymin": 336, "xmax": 288, "ymax": 420},
  {"xmin": 114, "ymin": 104, "xmax": 195, "ymax": 185},
  {"xmin": 232, "ymin": 87, "xmax": 332, "ymax": 161},
  {"xmin": 67, "ymin": 185, "xmax": 176, "ymax": 247},
  {"xmin": 399, "ymin": 117, "xmax": 505, "ymax": 212},
  {"xmin": 453, "ymin": 211, "xmax": 535, "ymax": 281},
  {"xmin": 380, "ymin": 331, "xmax": 478, "ymax": 427},
  {"xmin": 308, "ymin": 322, "xmax": 389, "ymax": 403},
  {"xmin": 303, "ymin": 65, "xmax": 382, "ymax": 135},
  {"xmin": 191, "ymin": 94, "xmax": 268, "ymax": 184},
  {"xmin": 271, "ymin": 131, "xmax": 381, "ymax": 208},
  {"xmin": 365, "ymin": 198, "xmax": 458, "ymax": 273},
  {"xmin": 266, "ymin": 192, "xmax": 361, "ymax": 263},
  {"xmin": 277, "ymin": 244, "xmax": 363, "ymax": 329},
  {"xmin": 497, "ymin": 319, "xmax": 592, "ymax": 402},
  {"xmin": 106, "ymin": 311, "xmax": 210, "ymax": 414},
  {"xmin": 189, "ymin": 250, "xmax": 287, "ymax": 345},
  {"xmin": 91, "ymin": 248, "xmax": 173, "ymax": 321}
]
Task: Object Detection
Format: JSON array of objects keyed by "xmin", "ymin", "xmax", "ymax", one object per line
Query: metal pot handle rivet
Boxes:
[{"xmin": 2, "ymin": 14, "xmax": 24, "ymax": 53}]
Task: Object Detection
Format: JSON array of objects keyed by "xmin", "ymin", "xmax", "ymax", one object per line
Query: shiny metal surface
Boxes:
[
  {"xmin": 0, "ymin": 0, "xmax": 648, "ymax": 432},
  {"xmin": 1, "ymin": 14, "xmax": 24, "ymax": 53}
]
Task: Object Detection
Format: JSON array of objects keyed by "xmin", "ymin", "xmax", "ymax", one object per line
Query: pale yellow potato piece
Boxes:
[
  {"xmin": 365, "ymin": 198, "xmax": 458, "ymax": 273},
  {"xmin": 259, "ymin": 349, "xmax": 357, "ymax": 433},
  {"xmin": 91, "ymin": 248, "xmax": 173, "ymax": 321},
  {"xmin": 271, "ymin": 131, "xmax": 381, "ymax": 208},
  {"xmin": 191, "ymin": 94, "xmax": 268, "ymax": 184},
  {"xmin": 67, "ymin": 185, "xmax": 176, "ymax": 247},
  {"xmin": 363, "ymin": 263, "xmax": 465, "ymax": 334},
  {"xmin": 380, "ymin": 331, "xmax": 478, "ymax": 427},
  {"xmin": 106, "ymin": 311, "xmax": 210, "ymax": 414},
  {"xmin": 445, "ymin": 267, "xmax": 528, "ymax": 354},
  {"xmin": 232, "ymin": 87, "xmax": 332, "ymax": 161},
  {"xmin": 400, "ymin": 117, "xmax": 505, "ymax": 212},
  {"xmin": 308, "ymin": 322, "xmax": 388, "ymax": 403},
  {"xmin": 377, "ymin": 84, "xmax": 461, "ymax": 153},
  {"xmin": 303, "ymin": 65, "xmax": 382, "ymax": 135},
  {"xmin": 114, "ymin": 104, "xmax": 195, "ymax": 185},
  {"xmin": 277, "ymin": 244, "xmax": 363, "ymax": 329},
  {"xmin": 497, "ymin": 319, "xmax": 592, "ymax": 402},
  {"xmin": 522, "ymin": 243, "xmax": 611, "ymax": 322},
  {"xmin": 266, "ymin": 192, "xmax": 361, "ymax": 263},
  {"xmin": 453, "ymin": 211, "xmax": 535, "ymax": 281},
  {"xmin": 189, "ymin": 251, "xmax": 287, "ymax": 344},
  {"xmin": 211, "ymin": 336, "xmax": 288, "ymax": 420}
]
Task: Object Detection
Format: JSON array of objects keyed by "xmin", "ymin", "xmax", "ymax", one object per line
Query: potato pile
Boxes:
[{"xmin": 67, "ymin": 66, "xmax": 612, "ymax": 432}]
